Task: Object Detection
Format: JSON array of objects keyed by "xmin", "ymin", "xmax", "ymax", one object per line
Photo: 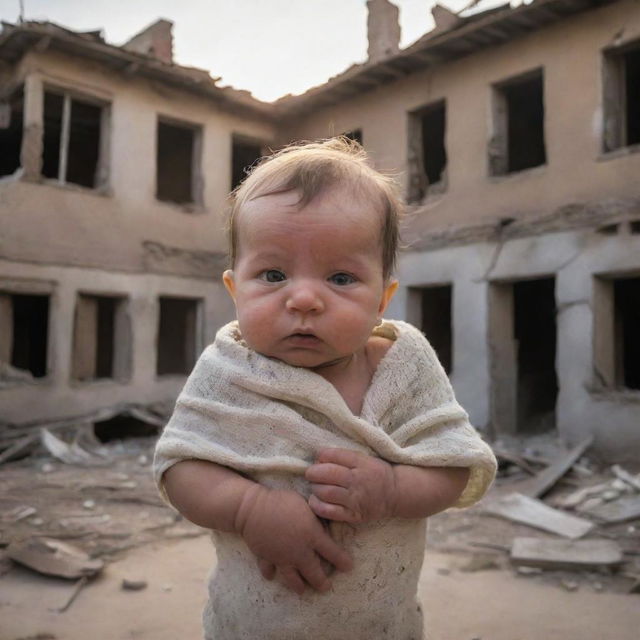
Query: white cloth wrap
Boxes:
[{"xmin": 154, "ymin": 320, "xmax": 497, "ymax": 640}]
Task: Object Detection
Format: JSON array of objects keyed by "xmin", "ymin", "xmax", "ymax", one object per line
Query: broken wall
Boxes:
[
  {"xmin": 0, "ymin": 49, "xmax": 275, "ymax": 272},
  {"xmin": 285, "ymin": 0, "xmax": 640, "ymax": 461},
  {"xmin": 389, "ymin": 224, "xmax": 640, "ymax": 463},
  {"xmin": 0, "ymin": 47, "xmax": 274, "ymax": 425},
  {"xmin": 285, "ymin": 0, "xmax": 640, "ymax": 240}
]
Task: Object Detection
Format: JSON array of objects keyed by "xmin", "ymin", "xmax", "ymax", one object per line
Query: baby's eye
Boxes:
[
  {"xmin": 329, "ymin": 272, "xmax": 356, "ymax": 286},
  {"xmin": 260, "ymin": 269, "xmax": 286, "ymax": 283}
]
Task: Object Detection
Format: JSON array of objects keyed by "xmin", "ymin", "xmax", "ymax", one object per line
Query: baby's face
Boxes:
[{"xmin": 223, "ymin": 184, "xmax": 397, "ymax": 369}]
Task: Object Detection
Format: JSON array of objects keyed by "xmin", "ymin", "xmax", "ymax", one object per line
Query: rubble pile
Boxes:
[
  {"xmin": 0, "ymin": 428, "xmax": 638, "ymax": 613},
  {"xmin": 0, "ymin": 429, "xmax": 205, "ymax": 611}
]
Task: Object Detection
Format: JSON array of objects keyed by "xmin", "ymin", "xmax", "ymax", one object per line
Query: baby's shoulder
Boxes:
[{"xmin": 365, "ymin": 334, "xmax": 395, "ymax": 372}]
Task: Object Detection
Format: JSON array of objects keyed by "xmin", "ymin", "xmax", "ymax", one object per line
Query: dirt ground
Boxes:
[{"xmin": 1, "ymin": 435, "xmax": 639, "ymax": 640}]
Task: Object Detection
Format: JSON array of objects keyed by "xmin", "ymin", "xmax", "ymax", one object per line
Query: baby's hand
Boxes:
[
  {"xmin": 236, "ymin": 485, "xmax": 352, "ymax": 594},
  {"xmin": 305, "ymin": 448, "xmax": 397, "ymax": 524}
]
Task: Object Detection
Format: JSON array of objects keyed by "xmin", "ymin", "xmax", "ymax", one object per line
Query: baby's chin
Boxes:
[{"xmin": 252, "ymin": 348, "xmax": 350, "ymax": 370}]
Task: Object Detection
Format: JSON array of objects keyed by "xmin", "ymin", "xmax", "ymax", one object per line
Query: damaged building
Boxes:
[
  {"xmin": 0, "ymin": 19, "xmax": 276, "ymax": 434},
  {"xmin": 1, "ymin": 0, "xmax": 639, "ymax": 462}
]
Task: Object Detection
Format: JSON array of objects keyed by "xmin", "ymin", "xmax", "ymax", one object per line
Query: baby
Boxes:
[{"xmin": 154, "ymin": 138, "xmax": 496, "ymax": 640}]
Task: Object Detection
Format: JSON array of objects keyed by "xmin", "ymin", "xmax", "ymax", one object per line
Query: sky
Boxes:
[{"xmin": 0, "ymin": 0, "xmax": 486, "ymax": 101}]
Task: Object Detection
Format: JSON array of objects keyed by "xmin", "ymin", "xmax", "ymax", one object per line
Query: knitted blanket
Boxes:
[{"xmin": 153, "ymin": 319, "xmax": 497, "ymax": 640}]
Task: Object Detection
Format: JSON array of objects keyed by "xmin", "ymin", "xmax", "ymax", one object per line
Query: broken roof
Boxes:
[
  {"xmin": 0, "ymin": 0, "xmax": 620, "ymax": 119},
  {"xmin": 0, "ymin": 20, "xmax": 275, "ymax": 120},
  {"xmin": 274, "ymin": 0, "xmax": 618, "ymax": 117}
]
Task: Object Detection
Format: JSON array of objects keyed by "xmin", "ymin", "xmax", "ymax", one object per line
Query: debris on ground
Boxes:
[
  {"xmin": 514, "ymin": 437, "xmax": 594, "ymax": 498},
  {"xmin": 6, "ymin": 537, "xmax": 104, "ymax": 579},
  {"xmin": 509, "ymin": 537, "xmax": 624, "ymax": 570},
  {"xmin": 57, "ymin": 575, "xmax": 89, "ymax": 613},
  {"xmin": 121, "ymin": 577, "xmax": 148, "ymax": 591},
  {"xmin": 0, "ymin": 403, "xmax": 169, "ymax": 466},
  {"xmin": 0, "ymin": 435, "xmax": 206, "ymax": 569},
  {"xmin": 465, "ymin": 434, "xmax": 640, "ymax": 593},
  {"xmin": 458, "ymin": 553, "xmax": 501, "ymax": 572},
  {"xmin": 40, "ymin": 428, "xmax": 110, "ymax": 467},
  {"xmin": 0, "ymin": 428, "xmax": 639, "ymax": 603},
  {"xmin": 483, "ymin": 492, "xmax": 594, "ymax": 538},
  {"xmin": 580, "ymin": 495, "xmax": 640, "ymax": 524}
]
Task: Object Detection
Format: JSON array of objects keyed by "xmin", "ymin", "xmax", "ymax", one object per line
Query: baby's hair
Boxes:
[{"xmin": 227, "ymin": 137, "xmax": 403, "ymax": 281}]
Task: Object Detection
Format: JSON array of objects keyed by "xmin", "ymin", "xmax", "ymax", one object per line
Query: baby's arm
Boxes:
[
  {"xmin": 163, "ymin": 460, "xmax": 352, "ymax": 593},
  {"xmin": 305, "ymin": 448, "xmax": 469, "ymax": 523}
]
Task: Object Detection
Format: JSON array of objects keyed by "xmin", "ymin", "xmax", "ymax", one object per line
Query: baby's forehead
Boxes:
[
  {"xmin": 234, "ymin": 187, "xmax": 385, "ymax": 259},
  {"xmin": 236, "ymin": 184, "xmax": 385, "ymax": 230}
]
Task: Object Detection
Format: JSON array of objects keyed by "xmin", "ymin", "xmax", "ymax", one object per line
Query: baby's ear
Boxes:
[
  {"xmin": 222, "ymin": 270, "xmax": 236, "ymax": 300},
  {"xmin": 378, "ymin": 279, "xmax": 399, "ymax": 316}
]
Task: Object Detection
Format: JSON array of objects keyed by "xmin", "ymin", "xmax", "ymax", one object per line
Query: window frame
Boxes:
[
  {"xmin": 71, "ymin": 292, "xmax": 131, "ymax": 383},
  {"xmin": 602, "ymin": 39, "xmax": 640, "ymax": 154},
  {"xmin": 488, "ymin": 67, "xmax": 547, "ymax": 177},
  {"xmin": 155, "ymin": 115, "xmax": 204, "ymax": 208},
  {"xmin": 407, "ymin": 99, "xmax": 447, "ymax": 203},
  {"xmin": 42, "ymin": 84, "xmax": 110, "ymax": 190}
]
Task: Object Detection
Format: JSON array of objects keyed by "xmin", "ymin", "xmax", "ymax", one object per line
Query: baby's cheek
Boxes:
[{"xmin": 237, "ymin": 307, "xmax": 278, "ymax": 352}]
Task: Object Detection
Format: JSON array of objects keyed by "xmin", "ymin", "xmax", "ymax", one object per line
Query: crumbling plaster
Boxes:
[
  {"xmin": 389, "ymin": 228, "xmax": 640, "ymax": 463},
  {"xmin": 0, "ymin": 50, "xmax": 275, "ymax": 273},
  {"xmin": 286, "ymin": 0, "xmax": 640, "ymax": 239},
  {"xmin": 0, "ymin": 258, "xmax": 236, "ymax": 425},
  {"xmin": 2, "ymin": 1, "xmax": 640, "ymax": 455}
]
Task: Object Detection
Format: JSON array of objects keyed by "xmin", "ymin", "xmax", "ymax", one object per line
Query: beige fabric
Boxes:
[{"xmin": 153, "ymin": 319, "xmax": 497, "ymax": 640}]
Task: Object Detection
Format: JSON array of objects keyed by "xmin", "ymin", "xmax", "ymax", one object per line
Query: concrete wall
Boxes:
[
  {"xmin": 3, "ymin": 1, "xmax": 640, "ymax": 460},
  {"xmin": 287, "ymin": 0, "xmax": 640, "ymax": 460},
  {"xmin": 0, "ymin": 258, "xmax": 235, "ymax": 424},
  {"xmin": 1, "ymin": 50, "xmax": 275, "ymax": 270},
  {"xmin": 0, "ymin": 49, "xmax": 272, "ymax": 424},
  {"xmin": 287, "ymin": 0, "xmax": 640, "ymax": 237},
  {"xmin": 389, "ymin": 226, "xmax": 640, "ymax": 463}
]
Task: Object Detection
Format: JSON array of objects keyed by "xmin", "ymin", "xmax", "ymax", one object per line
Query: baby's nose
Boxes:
[{"xmin": 285, "ymin": 281, "xmax": 324, "ymax": 314}]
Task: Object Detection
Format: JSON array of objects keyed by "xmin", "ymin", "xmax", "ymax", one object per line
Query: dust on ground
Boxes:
[{"xmin": 1, "ymin": 433, "xmax": 639, "ymax": 639}]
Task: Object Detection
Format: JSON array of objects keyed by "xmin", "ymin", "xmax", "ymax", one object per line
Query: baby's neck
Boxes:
[
  {"xmin": 312, "ymin": 349, "xmax": 373, "ymax": 416},
  {"xmin": 312, "ymin": 336, "xmax": 393, "ymax": 416}
]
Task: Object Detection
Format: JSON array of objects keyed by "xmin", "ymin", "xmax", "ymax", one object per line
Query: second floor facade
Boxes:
[
  {"xmin": 0, "ymin": 22, "xmax": 276, "ymax": 277},
  {"xmin": 281, "ymin": 0, "xmax": 640, "ymax": 243}
]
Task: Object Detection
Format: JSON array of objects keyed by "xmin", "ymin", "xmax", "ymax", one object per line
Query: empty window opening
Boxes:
[
  {"xmin": 408, "ymin": 101, "xmax": 447, "ymax": 202},
  {"xmin": 231, "ymin": 136, "xmax": 262, "ymax": 190},
  {"xmin": 42, "ymin": 90, "xmax": 104, "ymax": 188},
  {"xmin": 603, "ymin": 42, "xmax": 640, "ymax": 151},
  {"xmin": 156, "ymin": 120, "xmax": 200, "ymax": 204},
  {"xmin": 490, "ymin": 70, "xmax": 546, "ymax": 175},
  {"xmin": 614, "ymin": 278, "xmax": 640, "ymax": 389},
  {"xmin": 0, "ymin": 86, "xmax": 24, "ymax": 178},
  {"xmin": 413, "ymin": 285, "xmax": 452, "ymax": 373},
  {"xmin": 342, "ymin": 129, "xmax": 363, "ymax": 145},
  {"xmin": 597, "ymin": 223, "xmax": 619, "ymax": 235},
  {"xmin": 489, "ymin": 278, "xmax": 557, "ymax": 435},
  {"xmin": 72, "ymin": 294, "xmax": 129, "ymax": 381},
  {"xmin": 157, "ymin": 297, "xmax": 200, "ymax": 375},
  {"xmin": 630, "ymin": 220, "xmax": 640, "ymax": 234},
  {"xmin": 514, "ymin": 279, "xmax": 557, "ymax": 433},
  {"xmin": 1, "ymin": 293, "xmax": 49, "ymax": 378},
  {"xmin": 94, "ymin": 415, "xmax": 159, "ymax": 442}
]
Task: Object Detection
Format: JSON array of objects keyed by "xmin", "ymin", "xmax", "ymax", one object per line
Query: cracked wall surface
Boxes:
[
  {"xmin": 2, "ymin": 1, "xmax": 640, "ymax": 455},
  {"xmin": 389, "ymin": 225, "xmax": 640, "ymax": 462}
]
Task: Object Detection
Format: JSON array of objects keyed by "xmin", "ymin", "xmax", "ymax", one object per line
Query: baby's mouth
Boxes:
[{"xmin": 287, "ymin": 331, "xmax": 320, "ymax": 343}]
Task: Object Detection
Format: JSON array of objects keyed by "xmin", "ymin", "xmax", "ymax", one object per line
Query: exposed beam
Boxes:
[{"xmin": 34, "ymin": 35, "xmax": 51, "ymax": 52}]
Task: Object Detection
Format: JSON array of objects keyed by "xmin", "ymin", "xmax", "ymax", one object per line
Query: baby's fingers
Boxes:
[
  {"xmin": 305, "ymin": 462, "xmax": 351, "ymax": 487},
  {"xmin": 258, "ymin": 558, "xmax": 276, "ymax": 581},
  {"xmin": 313, "ymin": 525, "xmax": 354, "ymax": 573},
  {"xmin": 310, "ymin": 482, "xmax": 351, "ymax": 507},
  {"xmin": 278, "ymin": 566, "xmax": 307, "ymax": 595},
  {"xmin": 297, "ymin": 557, "xmax": 332, "ymax": 593},
  {"xmin": 309, "ymin": 494, "xmax": 360, "ymax": 523}
]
